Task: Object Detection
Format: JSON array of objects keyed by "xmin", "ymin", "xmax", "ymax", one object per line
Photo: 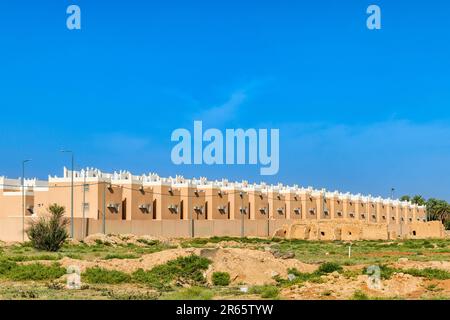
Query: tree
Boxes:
[
  {"xmin": 411, "ymin": 195, "xmax": 426, "ymax": 206},
  {"xmin": 426, "ymin": 198, "xmax": 450, "ymax": 223},
  {"xmin": 26, "ymin": 204, "xmax": 70, "ymax": 251},
  {"xmin": 400, "ymin": 195, "xmax": 411, "ymax": 202}
]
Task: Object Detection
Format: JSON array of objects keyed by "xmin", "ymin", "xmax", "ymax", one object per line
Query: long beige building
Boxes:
[{"xmin": 0, "ymin": 167, "xmax": 444, "ymax": 241}]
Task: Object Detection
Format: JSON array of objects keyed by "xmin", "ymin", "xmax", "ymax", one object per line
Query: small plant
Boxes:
[
  {"xmin": 249, "ymin": 285, "xmax": 279, "ymax": 299},
  {"xmin": 425, "ymin": 284, "xmax": 443, "ymax": 292},
  {"xmin": 26, "ymin": 204, "xmax": 70, "ymax": 252},
  {"xmin": 212, "ymin": 271, "xmax": 231, "ymax": 286},
  {"xmin": 321, "ymin": 290, "xmax": 333, "ymax": 296},
  {"xmin": 352, "ymin": 290, "xmax": 369, "ymax": 300},
  {"xmin": 84, "ymin": 267, "xmax": 131, "ymax": 284},
  {"xmin": 317, "ymin": 262, "xmax": 343, "ymax": 274}
]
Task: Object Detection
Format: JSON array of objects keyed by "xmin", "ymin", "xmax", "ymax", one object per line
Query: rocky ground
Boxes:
[{"xmin": 1, "ymin": 235, "xmax": 450, "ymax": 300}]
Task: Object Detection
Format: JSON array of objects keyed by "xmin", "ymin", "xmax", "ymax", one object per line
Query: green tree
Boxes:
[
  {"xmin": 400, "ymin": 195, "xmax": 411, "ymax": 202},
  {"xmin": 426, "ymin": 198, "xmax": 450, "ymax": 223},
  {"xmin": 26, "ymin": 204, "xmax": 70, "ymax": 251},
  {"xmin": 411, "ymin": 195, "xmax": 426, "ymax": 206}
]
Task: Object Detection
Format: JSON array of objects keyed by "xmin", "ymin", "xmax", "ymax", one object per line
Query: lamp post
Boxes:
[
  {"xmin": 240, "ymin": 191, "xmax": 245, "ymax": 238},
  {"xmin": 390, "ymin": 188, "xmax": 395, "ymax": 199},
  {"xmin": 22, "ymin": 159, "xmax": 32, "ymax": 242},
  {"xmin": 61, "ymin": 150, "xmax": 74, "ymax": 238}
]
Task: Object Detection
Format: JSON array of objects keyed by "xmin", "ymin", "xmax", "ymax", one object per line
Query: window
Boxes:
[
  {"xmin": 81, "ymin": 203, "xmax": 89, "ymax": 211},
  {"xmin": 83, "ymin": 184, "xmax": 89, "ymax": 192}
]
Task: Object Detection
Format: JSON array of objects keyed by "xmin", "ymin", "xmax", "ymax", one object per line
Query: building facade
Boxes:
[{"xmin": 0, "ymin": 167, "xmax": 435, "ymax": 241}]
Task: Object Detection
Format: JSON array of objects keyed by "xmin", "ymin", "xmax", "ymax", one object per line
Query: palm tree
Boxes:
[
  {"xmin": 411, "ymin": 195, "xmax": 426, "ymax": 206},
  {"xmin": 400, "ymin": 195, "xmax": 411, "ymax": 202},
  {"xmin": 435, "ymin": 202, "xmax": 450, "ymax": 224}
]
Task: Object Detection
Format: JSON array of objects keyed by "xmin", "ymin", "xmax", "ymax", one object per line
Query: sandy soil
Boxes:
[
  {"xmin": 281, "ymin": 272, "xmax": 424, "ymax": 299},
  {"xmin": 202, "ymin": 248, "xmax": 317, "ymax": 285}
]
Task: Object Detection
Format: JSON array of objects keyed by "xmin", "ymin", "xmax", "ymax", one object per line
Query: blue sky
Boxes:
[{"xmin": 0, "ymin": 0, "xmax": 449, "ymax": 200}]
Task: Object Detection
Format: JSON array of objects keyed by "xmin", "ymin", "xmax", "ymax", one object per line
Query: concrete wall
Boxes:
[{"xmin": 0, "ymin": 216, "xmax": 445, "ymax": 242}]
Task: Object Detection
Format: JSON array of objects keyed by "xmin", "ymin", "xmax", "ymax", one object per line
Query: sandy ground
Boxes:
[
  {"xmin": 281, "ymin": 272, "xmax": 425, "ymax": 299},
  {"xmin": 54, "ymin": 247, "xmax": 317, "ymax": 286}
]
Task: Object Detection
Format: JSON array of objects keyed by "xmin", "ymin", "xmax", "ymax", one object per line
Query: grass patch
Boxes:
[
  {"xmin": 83, "ymin": 267, "xmax": 132, "ymax": 284},
  {"xmin": 249, "ymin": 285, "xmax": 279, "ymax": 299},
  {"xmin": 7, "ymin": 254, "xmax": 60, "ymax": 262},
  {"xmin": 103, "ymin": 253, "xmax": 140, "ymax": 260},
  {"xmin": 362, "ymin": 264, "xmax": 397, "ymax": 280},
  {"xmin": 402, "ymin": 268, "xmax": 450, "ymax": 280},
  {"xmin": 1, "ymin": 262, "xmax": 66, "ymax": 281},
  {"xmin": 276, "ymin": 262, "xmax": 344, "ymax": 286},
  {"xmin": 162, "ymin": 287, "xmax": 214, "ymax": 300}
]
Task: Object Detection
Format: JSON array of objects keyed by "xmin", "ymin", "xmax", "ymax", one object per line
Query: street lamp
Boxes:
[
  {"xmin": 61, "ymin": 150, "xmax": 74, "ymax": 238},
  {"xmin": 22, "ymin": 159, "xmax": 32, "ymax": 242},
  {"xmin": 390, "ymin": 188, "xmax": 395, "ymax": 199}
]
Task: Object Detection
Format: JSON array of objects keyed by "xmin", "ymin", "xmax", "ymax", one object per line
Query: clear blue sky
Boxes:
[{"xmin": 0, "ymin": 0, "xmax": 449, "ymax": 200}]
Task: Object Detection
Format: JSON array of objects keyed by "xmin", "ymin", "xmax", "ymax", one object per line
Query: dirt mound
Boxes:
[
  {"xmin": 82, "ymin": 233, "xmax": 179, "ymax": 247},
  {"xmin": 58, "ymin": 247, "xmax": 316, "ymax": 286},
  {"xmin": 393, "ymin": 259, "xmax": 450, "ymax": 271},
  {"xmin": 202, "ymin": 248, "xmax": 317, "ymax": 285},
  {"xmin": 281, "ymin": 272, "xmax": 424, "ymax": 300},
  {"xmin": 59, "ymin": 248, "xmax": 201, "ymax": 273},
  {"xmin": 379, "ymin": 273, "xmax": 423, "ymax": 296}
]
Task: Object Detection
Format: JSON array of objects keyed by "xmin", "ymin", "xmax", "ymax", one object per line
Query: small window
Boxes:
[{"xmin": 83, "ymin": 184, "xmax": 89, "ymax": 192}]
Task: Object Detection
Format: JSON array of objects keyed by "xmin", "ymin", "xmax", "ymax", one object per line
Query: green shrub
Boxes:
[
  {"xmin": 362, "ymin": 265, "xmax": 397, "ymax": 280},
  {"xmin": 352, "ymin": 290, "xmax": 369, "ymax": 300},
  {"xmin": 317, "ymin": 262, "xmax": 343, "ymax": 274},
  {"xmin": 444, "ymin": 221, "xmax": 450, "ymax": 230},
  {"xmin": 249, "ymin": 285, "xmax": 279, "ymax": 299},
  {"xmin": 84, "ymin": 267, "xmax": 131, "ymax": 284},
  {"xmin": 6, "ymin": 263, "xmax": 65, "ymax": 281},
  {"xmin": 133, "ymin": 255, "xmax": 211, "ymax": 289},
  {"xmin": 212, "ymin": 272, "xmax": 231, "ymax": 286},
  {"xmin": 26, "ymin": 204, "xmax": 69, "ymax": 252}
]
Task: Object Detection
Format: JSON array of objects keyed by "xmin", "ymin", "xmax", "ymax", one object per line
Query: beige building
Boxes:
[{"xmin": 0, "ymin": 167, "xmax": 438, "ymax": 241}]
